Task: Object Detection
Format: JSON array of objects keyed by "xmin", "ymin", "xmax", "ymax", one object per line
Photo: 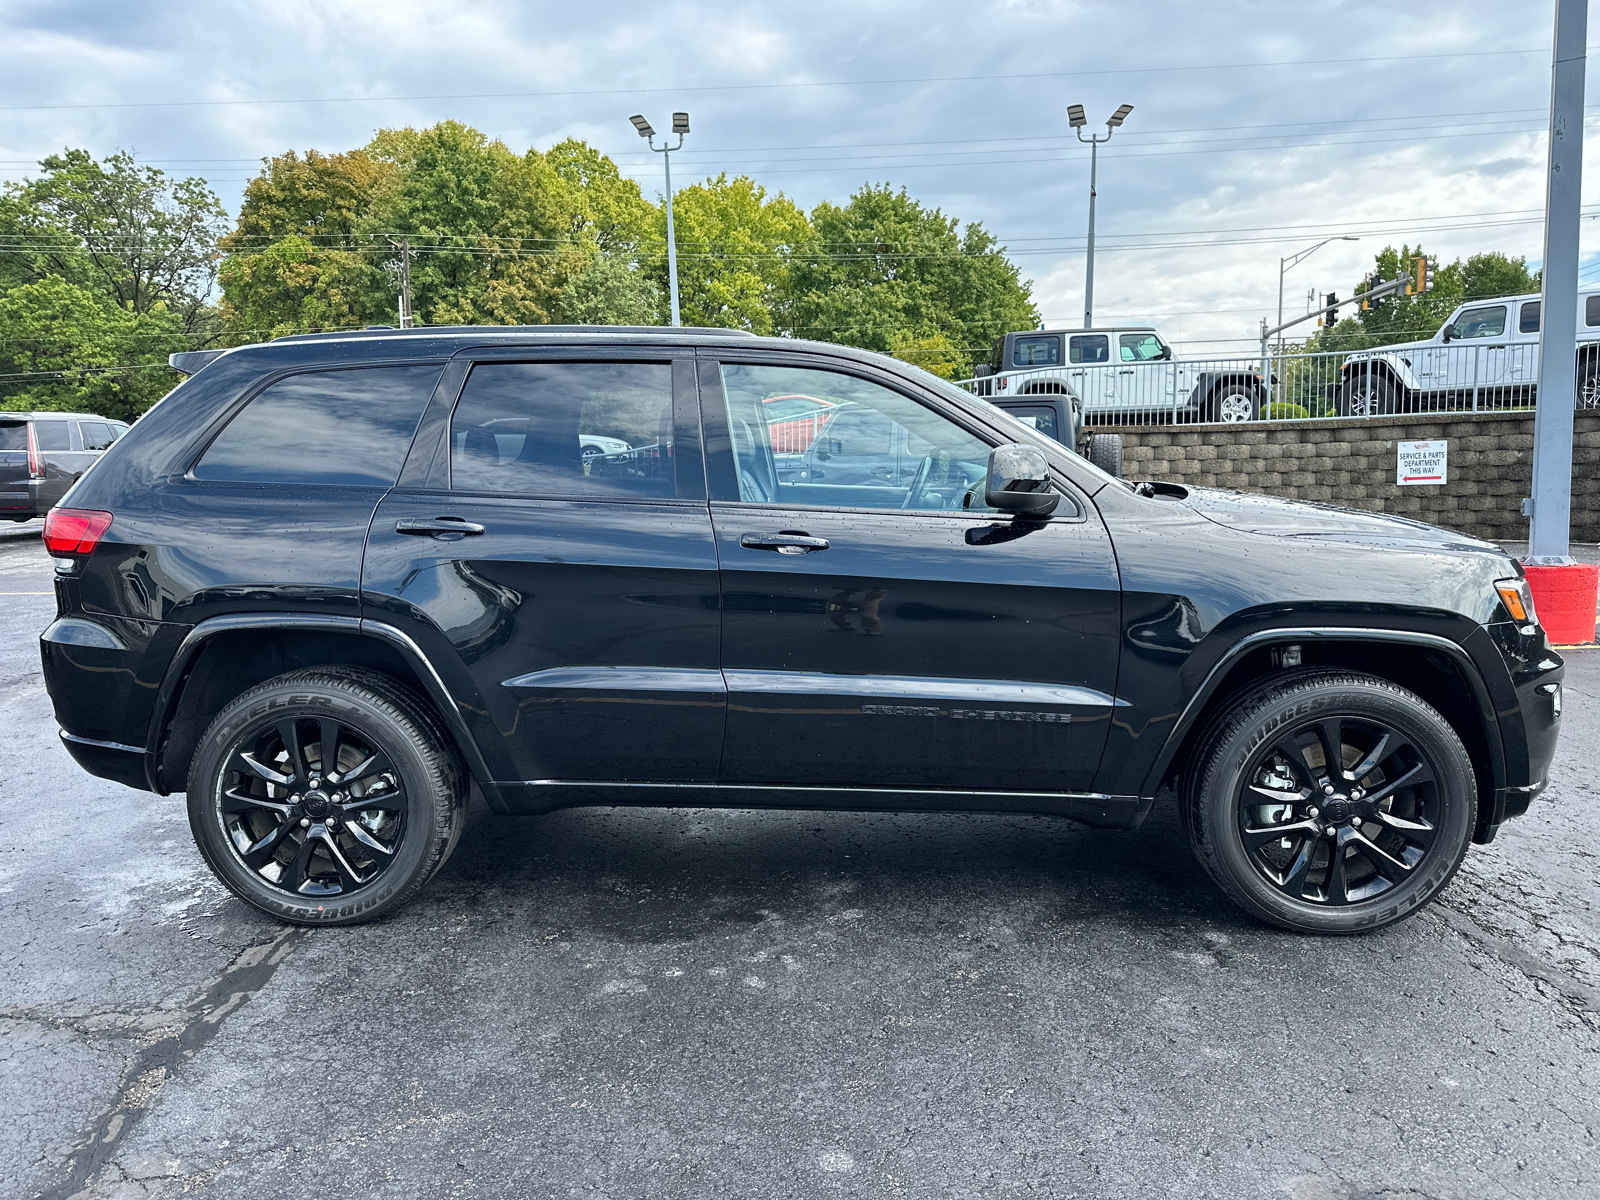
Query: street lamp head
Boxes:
[
  {"xmin": 1067, "ymin": 104, "xmax": 1087, "ymax": 129},
  {"xmin": 1107, "ymin": 104, "xmax": 1134, "ymax": 127},
  {"xmin": 672, "ymin": 111, "xmax": 690, "ymax": 134},
  {"xmin": 1341, "ymin": 235, "xmax": 1359, "ymax": 241},
  {"xmin": 629, "ymin": 114, "xmax": 655, "ymax": 138}
]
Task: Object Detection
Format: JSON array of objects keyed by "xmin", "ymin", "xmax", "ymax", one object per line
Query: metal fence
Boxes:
[{"xmin": 955, "ymin": 339, "xmax": 1597, "ymax": 426}]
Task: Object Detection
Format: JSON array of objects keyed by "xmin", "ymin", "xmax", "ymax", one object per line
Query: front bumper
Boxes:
[{"xmin": 1475, "ymin": 620, "xmax": 1564, "ymax": 838}]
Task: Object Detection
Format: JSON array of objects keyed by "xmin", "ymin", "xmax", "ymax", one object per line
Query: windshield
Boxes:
[{"xmin": 925, "ymin": 376, "xmax": 1124, "ymax": 492}]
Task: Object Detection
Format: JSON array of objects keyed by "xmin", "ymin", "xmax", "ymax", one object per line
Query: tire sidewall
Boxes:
[
  {"xmin": 1197, "ymin": 677, "xmax": 1475, "ymax": 934},
  {"xmin": 187, "ymin": 680, "xmax": 447, "ymax": 925}
]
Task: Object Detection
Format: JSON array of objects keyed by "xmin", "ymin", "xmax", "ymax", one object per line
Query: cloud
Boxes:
[{"xmin": 1, "ymin": 0, "xmax": 1587, "ymax": 352}]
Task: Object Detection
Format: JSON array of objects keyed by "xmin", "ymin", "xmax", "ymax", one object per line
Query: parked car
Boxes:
[
  {"xmin": 40, "ymin": 326, "xmax": 1562, "ymax": 935},
  {"xmin": 1338, "ymin": 290, "xmax": 1600, "ymax": 415},
  {"xmin": 969, "ymin": 327, "xmax": 1269, "ymax": 424},
  {"xmin": 0, "ymin": 411, "xmax": 129, "ymax": 521},
  {"xmin": 985, "ymin": 391, "xmax": 1123, "ymax": 477}
]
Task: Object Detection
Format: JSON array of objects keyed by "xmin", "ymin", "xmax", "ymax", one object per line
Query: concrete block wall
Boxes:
[{"xmin": 1100, "ymin": 410, "xmax": 1600, "ymax": 543}]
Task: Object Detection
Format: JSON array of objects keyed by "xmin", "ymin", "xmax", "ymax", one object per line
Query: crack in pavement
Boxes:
[
  {"xmin": 1432, "ymin": 906, "xmax": 1600, "ymax": 1018},
  {"xmin": 37, "ymin": 925, "xmax": 309, "ymax": 1200}
]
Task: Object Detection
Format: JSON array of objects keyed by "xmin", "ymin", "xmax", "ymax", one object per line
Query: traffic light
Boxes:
[
  {"xmin": 1411, "ymin": 255, "xmax": 1435, "ymax": 295},
  {"xmin": 1320, "ymin": 292, "xmax": 1338, "ymax": 328}
]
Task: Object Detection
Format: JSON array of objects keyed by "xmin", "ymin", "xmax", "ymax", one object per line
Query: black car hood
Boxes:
[{"xmin": 1168, "ymin": 485, "xmax": 1500, "ymax": 552}]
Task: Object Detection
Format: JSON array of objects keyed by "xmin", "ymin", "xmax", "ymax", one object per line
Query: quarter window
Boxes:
[
  {"xmin": 194, "ymin": 365, "xmax": 442, "ymax": 486},
  {"xmin": 32, "ymin": 421, "xmax": 71, "ymax": 451},
  {"xmin": 1000, "ymin": 404, "xmax": 1060, "ymax": 442},
  {"xmin": 450, "ymin": 362, "xmax": 676, "ymax": 499},
  {"xmin": 1068, "ymin": 335, "xmax": 1109, "ymax": 364},
  {"xmin": 1012, "ymin": 336, "xmax": 1061, "ymax": 367},
  {"xmin": 719, "ymin": 363, "xmax": 1025, "ymax": 514}
]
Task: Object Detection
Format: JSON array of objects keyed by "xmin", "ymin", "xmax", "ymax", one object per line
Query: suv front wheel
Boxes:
[
  {"xmin": 186, "ymin": 667, "xmax": 467, "ymax": 925},
  {"xmin": 1185, "ymin": 671, "xmax": 1476, "ymax": 934}
]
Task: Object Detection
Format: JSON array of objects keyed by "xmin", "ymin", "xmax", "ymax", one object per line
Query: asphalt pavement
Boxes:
[{"xmin": 3, "ymin": 523, "xmax": 1598, "ymax": 1200}]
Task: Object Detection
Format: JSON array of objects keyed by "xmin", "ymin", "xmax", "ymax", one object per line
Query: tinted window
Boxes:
[
  {"xmin": 80, "ymin": 421, "xmax": 116, "ymax": 451},
  {"xmin": 1012, "ymin": 336, "xmax": 1061, "ymax": 367},
  {"xmin": 1068, "ymin": 335, "xmax": 1109, "ymax": 364},
  {"xmin": 720, "ymin": 363, "xmax": 1021, "ymax": 514},
  {"xmin": 1120, "ymin": 333, "xmax": 1165, "ymax": 362},
  {"xmin": 1519, "ymin": 302, "xmax": 1541, "ymax": 334},
  {"xmin": 1001, "ymin": 404, "xmax": 1059, "ymax": 441},
  {"xmin": 1449, "ymin": 306, "xmax": 1507, "ymax": 339},
  {"xmin": 0, "ymin": 423, "xmax": 25, "ymax": 451},
  {"xmin": 33, "ymin": 421, "xmax": 70, "ymax": 451},
  {"xmin": 194, "ymin": 365, "xmax": 442, "ymax": 486},
  {"xmin": 1587, "ymin": 295, "xmax": 1600, "ymax": 327},
  {"xmin": 109, "ymin": 422, "xmax": 130, "ymax": 440},
  {"xmin": 450, "ymin": 362, "xmax": 676, "ymax": 499}
]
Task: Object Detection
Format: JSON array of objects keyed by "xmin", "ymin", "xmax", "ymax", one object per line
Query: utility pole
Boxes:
[
  {"xmin": 1277, "ymin": 236, "xmax": 1358, "ymax": 353},
  {"xmin": 631, "ymin": 111, "xmax": 690, "ymax": 327},
  {"xmin": 386, "ymin": 236, "xmax": 416, "ymax": 328},
  {"xmin": 1068, "ymin": 103, "xmax": 1133, "ymax": 329},
  {"xmin": 1527, "ymin": 0, "xmax": 1586, "ymax": 563},
  {"xmin": 1522, "ymin": 0, "xmax": 1597, "ymax": 645}
]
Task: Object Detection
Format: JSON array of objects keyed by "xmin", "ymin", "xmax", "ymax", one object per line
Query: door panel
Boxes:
[
  {"xmin": 361, "ymin": 355, "xmax": 724, "ymax": 784},
  {"xmin": 703, "ymin": 355, "xmax": 1121, "ymax": 794}
]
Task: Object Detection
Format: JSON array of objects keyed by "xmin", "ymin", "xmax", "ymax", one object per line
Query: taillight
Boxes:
[
  {"xmin": 42, "ymin": 508, "xmax": 113, "ymax": 556},
  {"xmin": 27, "ymin": 422, "xmax": 42, "ymax": 479}
]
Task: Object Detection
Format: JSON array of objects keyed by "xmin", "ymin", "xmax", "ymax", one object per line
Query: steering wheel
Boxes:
[{"xmin": 899, "ymin": 455, "xmax": 936, "ymax": 510}]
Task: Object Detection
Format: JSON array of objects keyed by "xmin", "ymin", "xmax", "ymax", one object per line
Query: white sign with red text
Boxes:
[{"xmin": 1397, "ymin": 440, "xmax": 1448, "ymax": 486}]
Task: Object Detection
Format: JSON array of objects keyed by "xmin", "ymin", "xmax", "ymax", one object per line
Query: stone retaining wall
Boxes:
[{"xmin": 1098, "ymin": 410, "xmax": 1600, "ymax": 543}]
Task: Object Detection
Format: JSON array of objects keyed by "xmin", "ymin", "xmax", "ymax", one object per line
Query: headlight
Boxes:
[{"xmin": 1495, "ymin": 577, "xmax": 1538, "ymax": 624}]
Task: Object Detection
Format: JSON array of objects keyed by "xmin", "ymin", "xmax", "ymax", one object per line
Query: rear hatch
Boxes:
[{"xmin": 0, "ymin": 418, "xmax": 30, "ymax": 512}]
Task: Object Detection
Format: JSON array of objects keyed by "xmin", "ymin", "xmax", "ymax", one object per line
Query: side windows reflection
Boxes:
[{"xmin": 720, "ymin": 363, "xmax": 1009, "ymax": 514}]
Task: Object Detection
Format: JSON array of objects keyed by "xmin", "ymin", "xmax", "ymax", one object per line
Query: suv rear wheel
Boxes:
[
  {"xmin": 186, "ymin": 667, "xmax": 467, "ymax": 925},
  {"xmin": 1185, "ymin": 671, "xmax": 1475, "ymax": 934}
]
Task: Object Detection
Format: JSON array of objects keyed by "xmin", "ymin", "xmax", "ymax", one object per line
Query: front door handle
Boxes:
[
  {"xmin": 395, "ymin": 516, "xmax": 486, "ymax": 538},
  {"xmin": 740, "ymin": 531, "xmax": 830, "ymax": 555}
]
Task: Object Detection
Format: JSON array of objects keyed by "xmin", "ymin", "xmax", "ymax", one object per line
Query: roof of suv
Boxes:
[{"xmin": 0, "ymin": 412, "xmax": 121, "ymax": 422}]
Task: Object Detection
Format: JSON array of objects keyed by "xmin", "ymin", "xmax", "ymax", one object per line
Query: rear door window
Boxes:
[
  {"xmin": 1519, "ymin": 302, "xmax": 1541, "ymax": 334},
  {"xmin": 33, "ymin": 421, "xmax": 71, "ymax": 451},
  {"xmin": 0, "ymin": 423, "xmax": 26, "ymax": 451},
  {"xmin": 1587, "ymin": 295, "xmax": 1600, "ymax": 327},
  {"xmin": 1011, "ymin": 336, "xmax": 1061, "ymax": 367},
  {"xmin": 194, "ymin": 365, "xmax": 443, "ymax": 486},
  {"xmin": 79, "ymin": 421, "xmax": 116, "ymax": 450},
  {"xmin": 1068, "ymin": 335, "xmax": 1110, "ymax": 364},
  {"xmin": 449, "ymin": 361, "xmax": 678, "ymax": 499}
]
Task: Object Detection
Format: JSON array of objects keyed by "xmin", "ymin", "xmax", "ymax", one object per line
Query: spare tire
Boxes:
[{"xmin": 1087, "ymin": 433, "xmax": 1123, "ymax": 477}]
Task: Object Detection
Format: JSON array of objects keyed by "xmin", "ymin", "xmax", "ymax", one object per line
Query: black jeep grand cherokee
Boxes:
[{"xmin": 40, "ymin": 327, "xmax": 1563, "ymax": 933}]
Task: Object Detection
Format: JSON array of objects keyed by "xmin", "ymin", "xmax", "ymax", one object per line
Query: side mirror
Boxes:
[
  {"xmin": 1160, "ymin": 345, "xmax": 1173, "ymax": 360},
  {"xmin": 1441, "ymin": 325, "xmax": 1455, "ymax": 343},
  {"xmin": 985, "ymin": 443, "xmax": 1060, "ymax": 517},
  {"xmin": 974, "ymin": 363, "xmax": 993, "ymax": 378}
]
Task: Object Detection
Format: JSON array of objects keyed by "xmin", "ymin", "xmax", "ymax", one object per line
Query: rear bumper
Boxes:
[{"xmin": 59, "ymin": 731, "xmax": 153, "ymax": 792}]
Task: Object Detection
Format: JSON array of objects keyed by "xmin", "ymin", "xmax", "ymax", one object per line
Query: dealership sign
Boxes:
[{"xmin": 1397, "ymin": 440, "xmax": 1448, "ymax": 486}]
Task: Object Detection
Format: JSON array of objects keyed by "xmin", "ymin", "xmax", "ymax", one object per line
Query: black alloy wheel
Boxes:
[
  {"xmin": 1187, "ymin": 671, "xmax": 1475, "ymax": 934},
  {"xmin": 187, "ymin": 667, "xmax": 466, "ymax": 925}
]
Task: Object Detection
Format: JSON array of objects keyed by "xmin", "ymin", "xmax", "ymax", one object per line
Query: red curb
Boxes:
[{"xmin": 1524, "ymin": 562, "xmax": 1600, "ymax": 646}]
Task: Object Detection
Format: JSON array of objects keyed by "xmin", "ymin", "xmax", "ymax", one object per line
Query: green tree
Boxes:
[
  {"xmin": 787, "ymin": 184, "xmax": 1037, "ymax": 366},
  {"xmin": 646, "ymin": 174, "xmax": 810, "ymax": 333},
  {"xmin": 0, "ymin": 275, "xmax": 188, "ymax": 419},
  {"xmin": 6, "ymin": 150, "xmax": 227, "ymax": 333},
  {"xmin": 557, "ymin": 252, "xmax": 662, "ymax": 324}
]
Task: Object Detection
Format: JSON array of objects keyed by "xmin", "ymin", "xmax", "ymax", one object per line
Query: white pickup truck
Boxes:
[
  {"xmin": 966, "ymin": 326, "xmax": 1270, "ymax": 424},
  {"xmin": 1338, "ymin": 291, "xmax": 1600, "ymax": 414}
]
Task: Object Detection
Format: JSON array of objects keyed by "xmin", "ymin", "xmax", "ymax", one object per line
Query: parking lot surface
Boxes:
[{"xmin": 2, "ymin": 525, "xmax": 1597, "ymax": 1200}]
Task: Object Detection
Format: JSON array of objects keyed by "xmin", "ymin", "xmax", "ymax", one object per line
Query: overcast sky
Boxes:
[{"xmin": 1, "ymin": 0, "xmax": 1593, "ymax": 353}]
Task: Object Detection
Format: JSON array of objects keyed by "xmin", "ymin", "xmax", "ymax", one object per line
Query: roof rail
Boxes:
[{"xmin": 268, "ymin": 324, "xmax": 759, "ymax": 345}]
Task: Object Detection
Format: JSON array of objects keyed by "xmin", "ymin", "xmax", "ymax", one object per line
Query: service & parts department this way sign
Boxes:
[{"xmin": 1397, "ymin": 440, "xmax": 1448, "ymax": 486}]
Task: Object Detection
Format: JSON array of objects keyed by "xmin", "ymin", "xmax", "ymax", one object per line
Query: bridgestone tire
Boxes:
[
  {"xmin": 1087, "ymin": 433, "xmax": 1123, "ymax": 477},
  {"xmin": 1184, "ymin": 670, "xmax": 1476, "ymax": 935},
  {"xmin": 186, "ymin": 667, "xmax": 467, "ymax": 926}
]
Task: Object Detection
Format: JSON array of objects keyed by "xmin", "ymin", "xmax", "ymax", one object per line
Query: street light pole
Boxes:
[
  {"xmin": 631, "ymin": 112, "xmax": 690, "ymax": 327},
  {"xmin": 1069, "ymin": 103, "xmax": 1132, "ymax": 330},
  {"xmin": 1277, "ymin": 235, "xmax": 1358, "ymax": 352}
]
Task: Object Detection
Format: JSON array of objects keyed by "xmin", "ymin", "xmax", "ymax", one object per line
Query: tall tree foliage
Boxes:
[{"xmin": 0, "ymin": 151, "xmax": 223, "ymax": 417}]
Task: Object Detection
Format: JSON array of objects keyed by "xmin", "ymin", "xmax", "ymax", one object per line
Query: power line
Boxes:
[{"xmin": 0, "ymin": 47, "xmax": 1568, "ymax": 114}]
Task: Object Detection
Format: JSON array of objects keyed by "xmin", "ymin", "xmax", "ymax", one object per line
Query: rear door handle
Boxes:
[
  {"xmin": 395, "ymin": 516, "xmax": 485, "ymax": 538},
  {"xmin": 740, "ymin": 532, "xmax": 830, "ymax": 555}
]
